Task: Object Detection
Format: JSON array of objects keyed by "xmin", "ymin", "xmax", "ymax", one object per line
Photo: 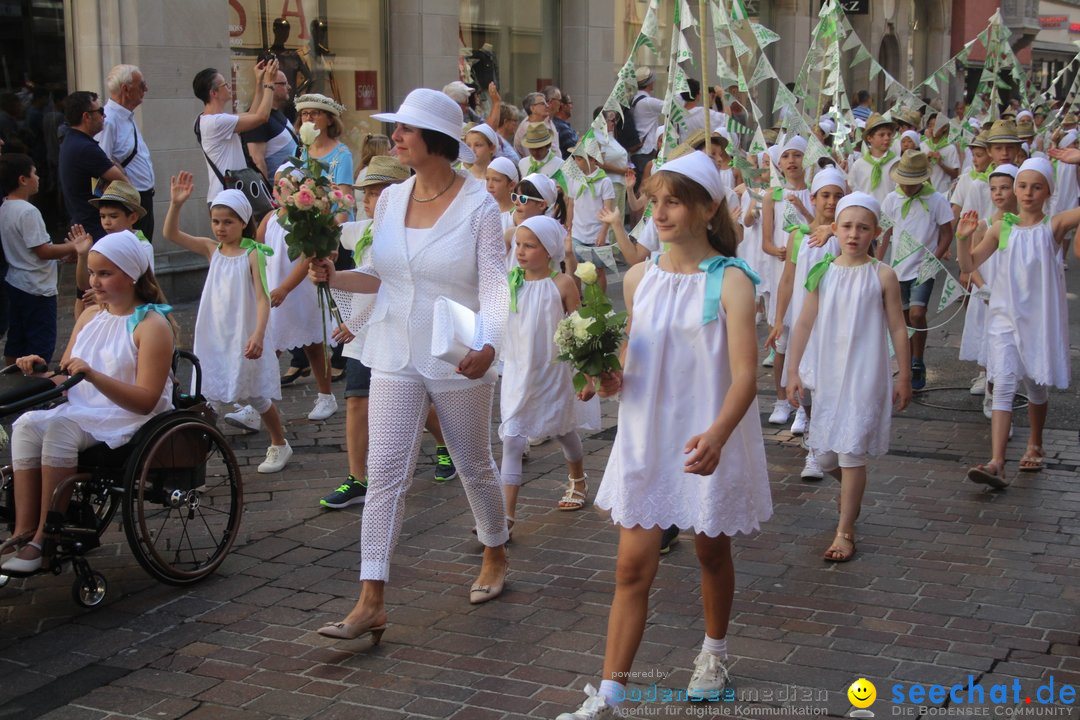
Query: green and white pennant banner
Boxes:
[
  {"xmin": 749, "ymin": 54, "xmax": 775, "ymax": 89},
  {"xmin": 936, "ymin": 273, "xmax": 966, "ymax": 313},
  {"xmin": 636, "ymin": 0, "xmax": 662, "ymax": 53},
  {"xmin": 750, "ymin": 23, "xmax": 781, "ymax": 49},
  {"xmin": 891, "ymin": 231, "xmax": 924, "ymax": 266},
  {"xmin": 914, "ymin": 251, "xmax": 942, "ymax": 287}
]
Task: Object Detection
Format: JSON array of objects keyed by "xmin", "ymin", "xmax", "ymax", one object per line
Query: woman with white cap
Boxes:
[
  {"xmin": 2, "ymin": 231, "xmax": 175, "ymax": 573},
  {"xmin": 310, "ymin": 87, "xmax": 511, "ymax": 644},
  {"xmin": 957, "ymin": 156, "xmax": 1076, "ymax": 487},
  {"xmin": 463, "ymin": 122, "xmax": 499, "ymax": 181},
  {"xmin": 164, "ymin": 177, "xmax": 291, "ymax": 474},
  {"xmin": 558, "ymin": 151, "xmax": 771, "ymax": 719}
]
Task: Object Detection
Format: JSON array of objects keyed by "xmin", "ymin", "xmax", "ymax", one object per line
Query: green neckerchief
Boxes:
[
  {"xmin": 785, "ymin": 222, "xmax": 812, "ymax": 260},
  {"xmin": 804, "ymin": 253, "xmax": 837, "ymax": 292},
  {"xmin": 998, "ymin": 213, "xmax": 1048, "ymax": 250},
  {"xmin": 134, "ymin": 229, "xmax": 150, "ymax": 244},
  {"xmin": 865, "ymin": 149, "xmax": 896, "ymax": 190},
  {"xmin": 576, "ymin": 169, "xmax": 608, "ymax": 198},
  {"xmin": 527, "ymin": 150, "xmax": 557, "ymax": 176},
  {"xmin": 926, "ymin": 134, "xmax": 951, "ymax": 152},
  {"xmin": 507, "ymin": 267, "xmax": 559, "ymax": 312},
  {"xmin": 126, "ymin": 303, "xmax": 172, "ymax": 334},
  {"xmin": 355, "ymin": 224, "xmax": 374, "ymax": 259},
  {"xmin": 771, "ymin": 186, "xmax": 784, "ymax": 202},
  {"xmin": 237, "ymin": 237, "xmax": 274, "ymax": 298},
  {"xmin": 700, "ymin": 255, "xmax": 760, "ymax": 325},
  {"xmin": 969, "ymin": 164, "xmax": 993, "ymax": 183},
  {"xmin": 898, "ymin": 183, "xmax": 935, "ymax": 219}
]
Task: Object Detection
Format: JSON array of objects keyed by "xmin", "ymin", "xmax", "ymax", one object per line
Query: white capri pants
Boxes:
[
  {"xmin": 11, "ymin": 415, "xmax": 99, "ymax": 470},
  {"xmin": 991, "ymin": 375, "xmax": 1048, "ymax": 413},
  {"xmin": 814, "ymin": 451, "xmax": 867, "ymax": 472}
]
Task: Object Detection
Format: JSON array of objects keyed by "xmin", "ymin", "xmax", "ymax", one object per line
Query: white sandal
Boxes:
[{"xmin": 558, "ymin": 474, "xmax": 588, "ymax": 511}]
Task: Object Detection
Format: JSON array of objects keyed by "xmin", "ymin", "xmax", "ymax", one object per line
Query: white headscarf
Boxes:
[
  {"xmin": 780, "ymin": 135, "xmax": 808, "ymax": 156},
  {"xmin": 1059, "ymin": 130, "xmax": 1078, "ymax": 149},
  {"xmin": 901, "ymin": 130, "xmax": 922, "ymax": 146},
  {"xmin": 988, "ymin": 163, "xmax": 1018, "ymax": 181},
  {"xmin": 1018, "ymin": 157, "xmax": 1055, "ymax": 194},
  {"xmin": 522, "ymin": 173, "xmax": 558, "ymax": 206},
  {"xmin": 810, "ymin": 167, "xmax": 847, "ymax": 196},
  {"xmin": 835, "ymin": 191, "xmax": 881, "ymax": 223},
  {"xmin": 211, "ymin": 189, "xmax": 253, "ymax": 224},
  {"xmin": 467, "ymin": 123, "xmax": 499, "ymax": 147},
  {"xmin": 517, "ymin": 215, "xmax": 566, "ymax": 264},
  {"xmin": 488, "ymin": 156, "xmax": 520, "ymax": 184},
  {"xmin": 655, "ymin": 150, "xmax": 726, "ymax": 203},
  {"xmin": 92, "ymin": 230, "xmax": 150, "ymax": 281}
]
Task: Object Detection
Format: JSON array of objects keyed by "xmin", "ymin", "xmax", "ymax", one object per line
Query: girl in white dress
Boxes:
[
  {"xmin": 785, "ymin": 192, "xmax": 911, "ymax": 563},
  {"xmin": 956, "ymin": 165, "xmax": 1018, "ymax": 412},
  {"xmin": 558, "ymin": 152, "xmax": 771, "ymax": 720},
  {"xmin": 500, "ymin": 216, "xmax": 599, "ymax": 530},
  {"xmin": 485, "ymin": 156, "xmax": 518, "ymax": 235},
  {"xmin": 761, "ymin": 136, "xmax": 814, "ymax": 427},
  {"xmin": 765, "ymin": 167, "xmax": 847, "ymax": 472},
  {"xmin": 503, "ymin": 173, "xmax": 566, "ymax": 269},
  {"xmin": 739, "ymin": 152, "xmax": 770, "ymax": 321},
  {"xmin": 3, "ymin": 231, "xmax": 175, "ymax": 573},
  {"xmin": 957, "ymin": 157, "xmax": 1076, "ymax": 488},
  {"xmin": 163, "ymin": 174, "xmax": 291, "ymax": 474}
]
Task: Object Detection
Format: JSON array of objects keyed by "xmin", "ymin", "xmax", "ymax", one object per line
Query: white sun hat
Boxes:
[{"xmin": 373, "ymin": 88, "xmax": 476, "ymax": 163}]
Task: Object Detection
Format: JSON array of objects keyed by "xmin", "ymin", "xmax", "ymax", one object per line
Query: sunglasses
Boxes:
[
  {"xmin": 89, "ymin": 107, "xmax": 105, "ymax": 117},
  {"xmin": 511, "ymin": 192, "xmax": 543, "ymax": 204}
]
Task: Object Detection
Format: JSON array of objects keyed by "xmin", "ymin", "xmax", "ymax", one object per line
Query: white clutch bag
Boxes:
[{"xmin": 431, "ymin": 296, "xmax": 479, "ymax": 366}]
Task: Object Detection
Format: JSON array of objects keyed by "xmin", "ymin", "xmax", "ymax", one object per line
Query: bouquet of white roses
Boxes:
[{"xmin": 553, "ymin": 262, "xmax": 627, "ymax": 392}]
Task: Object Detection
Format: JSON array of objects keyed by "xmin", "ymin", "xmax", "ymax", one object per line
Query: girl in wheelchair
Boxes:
[{"xmin": 2, "ymin": 231, "xmax": 175, "ymax": 573}]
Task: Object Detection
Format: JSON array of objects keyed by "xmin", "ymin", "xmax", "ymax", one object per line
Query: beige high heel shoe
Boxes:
[{"xmin": 316, "ymin": 618, "xmax": 387, "ymax": 645}]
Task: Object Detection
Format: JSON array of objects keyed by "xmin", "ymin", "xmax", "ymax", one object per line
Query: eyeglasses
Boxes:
[
  {"xmin": 89, "ymin": 107, "xmax": 105, "ymax": 117},
  {"xmin": 531, "ymin": 101, "xmax": 548, "ymax": 108},
  {"xmin": 300, "ymin": 109, "xmax": 324, "ymax": 118},
  {"xmin": 273, "ymin": 81, "xmax": 289, "ymax": 87},
  {"xmin": 511, "ymin": 192, "xmax": 543, "ymax": 204}
]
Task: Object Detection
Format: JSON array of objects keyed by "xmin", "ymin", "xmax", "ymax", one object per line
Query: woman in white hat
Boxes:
[
  {"xmin": 294, "ymin": 93, "xmax": 355, "ymax": 223},
  {"xmin": 311, "ymin": 88, "xmax": 511, "ymax": 644}
]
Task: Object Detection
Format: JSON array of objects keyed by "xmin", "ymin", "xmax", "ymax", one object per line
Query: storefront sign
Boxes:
[
  {"xmin": 355, "ymin": 71, "xmax": 378, "ymax": 110},
  {"xmin": 820, "ymin": 0, "xmax": 868, "ymax": 13},
  {"xmin": 1040, "ymin": 16, "xmax": 1068, "ymax": 28},
  {"xmin": 1071, "ymin": 21, "xmax": 1080, "ymax": 33}
]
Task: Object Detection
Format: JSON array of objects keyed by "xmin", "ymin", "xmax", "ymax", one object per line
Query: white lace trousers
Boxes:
[{"xmin": 360, "ymin": 373, "xmax": 509, "ymax": 581}]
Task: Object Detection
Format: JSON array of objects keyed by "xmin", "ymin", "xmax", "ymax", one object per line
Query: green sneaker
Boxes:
[
  {"xmin": 320, "ymin": 475, "xmax": 368, "ymax": 509},
  {"xmin": 434, "ymin": 445, "xmax": 457, "ymax": 483}
]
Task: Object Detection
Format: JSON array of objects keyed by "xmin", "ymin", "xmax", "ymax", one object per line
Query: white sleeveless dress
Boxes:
[
  {"xmin": 737, "ymin": 192, "xmax": 765, "ymax": 297},
  {"xmin": 984, "ymin": 220, "xmax": 1069, "ymax": 388},
  {"xmin": 262, "ymin": 214, "xmax": 337, "ymax": 352},
  {"xmin": 14, "ymin": 309, "xmax": 173, "ymax": 448},
  {"xmin": 799, "ymin": 261, "xmax": 892, "ymax": 457},
  {"xmin": 498, "ymin": 277, "xmax": 600, "ymax": 440},
  {"xmin": 194, "ymin": 248, "xmax": 281, "ymax": 404},
  {"xmin": 958, "ymin": 219, "xmax": 1000, "ymax": 366},
  {"xmin": 764, "ymin": 188, "xmax": 812, "ymax": 324},
  {"xmin": 782, "ymin": 232, "xmax": 840, "ymax": 387},
  {"xmin": 596, "ymin": 258, "xmax": 773, "ymax": 537}
]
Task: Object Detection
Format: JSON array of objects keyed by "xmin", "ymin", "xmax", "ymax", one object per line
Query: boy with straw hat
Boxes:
[
  {"xmin": 518, "ymin": 122, "xmax": 563, "ymax": 180},
  {"xmin": 877, "ymin": 150, "xmax": 953, "ymax": 391},
  {"xmin": 951, "ymin": 130, "xmax": 994, "ymax": 224},
  {"xmin": 847, "ymin": 112, "xmax": 898, "ymax": 205}
]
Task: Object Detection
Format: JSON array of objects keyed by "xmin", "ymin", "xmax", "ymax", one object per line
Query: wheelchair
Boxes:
[{"xmin": 0, "ymin": 350, "xmax": 243, "ymax": 607}]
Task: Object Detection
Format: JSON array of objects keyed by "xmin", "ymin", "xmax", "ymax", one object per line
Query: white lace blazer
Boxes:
[{"xmin": 356, "ymin": 172, "xmax": 509, "ymax": 380}]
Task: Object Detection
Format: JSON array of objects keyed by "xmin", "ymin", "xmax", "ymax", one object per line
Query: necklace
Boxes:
[{"xmin": 412, "ymin": 172, "xmax": 457, "ymax": 203}]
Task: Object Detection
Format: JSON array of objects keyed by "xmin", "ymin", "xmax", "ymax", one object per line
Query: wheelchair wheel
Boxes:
[
  {"xmin": 72, "ymin": 571, "xmax": 107, "ymax": 607},
  {"xmin": 121, "ymin": 418, "xmax": 242, "ymax": 585}
]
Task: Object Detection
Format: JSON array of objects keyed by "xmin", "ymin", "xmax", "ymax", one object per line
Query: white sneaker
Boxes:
[
  {"xmin": 556, "ymin": 685, "xmax": 619, "ymax": 720},
  {"xmin": 762, "ymin": 348, "xmax": 776, "ymax": 367},
  {"xmin": 224, "ymin": 405, "xmax": 261, "ymax": 432},
  {"xmin": 800, "ymin": 450, "xmax": 824, "ymax": 480},
  {"xmin": 970, "ymin": 371, "xmax": 987, "ymax": 396},
  {"xmin": 258, "ymin": 443, "xmax": 293, "ymax": 473},
  {"xmin": 982, "ymin": 392, "xmax": 993, "ymax": 420},
  {"xmin": 687, "ymin": 650, "xmax": 732, "ymax": 700},
  {"xmin": 768, "ymin": 399, "xmax": 793, "ymax": 425},
  {"xmin": 790, "ymin": 406, "xmax": 808, "ymax": 435},
  {"xmin": 308, "ymin": 393, "xmax": 338, "ymax": 421}
]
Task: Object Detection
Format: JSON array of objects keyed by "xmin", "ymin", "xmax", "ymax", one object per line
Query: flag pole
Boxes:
[{"xmin": 700, "ymin": 0, "xmax": 711, "ymax": 153}]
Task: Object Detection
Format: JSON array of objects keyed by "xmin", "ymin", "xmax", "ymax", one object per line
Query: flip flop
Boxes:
[
  {"xmin": 967, "ymin": 462, "xmax": 1009, "ymax": 489},
  {"xmin": 1019, "ymin": 447, "xmax": 1045, "ymax": 473}
]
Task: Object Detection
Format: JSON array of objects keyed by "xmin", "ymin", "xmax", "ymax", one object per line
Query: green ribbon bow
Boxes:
[
  {"xmin": 355, "ymin": 224, "xmax": 374, "ymax": 259},
  {"xmin": 969, "ymin": 164, "xmax": 994, "ymax": 184},
  {"xmin": 239, "ymin": 237, "xmax": 275, "ymax": 298},
  {"xmin": 126, "ymin": 303, "xmax": 172, "ymax": 334},
  {"xmin": 804, "ymin": 253, "xmax": 837, "ymax": 292},
  {"xmin": 771, "ymin": 186, "xmax": 784, "ymax": 202},
  {"xmin": 899, "ymin": 183, "xmax": 935, "ymax": 219},
  {"xmin": 998, "ymin": 212, "xmax": 1019, "ymax": 250},
  {"xmin": 576, "ymin": 169, "xmax": 609, "ymax": 198},
  {"xmin": 866, "ymin": 150, "xmax": 896, "ymax": 191},
  {"xmin": 785, "ymin": 222, "xmax": 811, "ymax": 261},
  {"xmin": 508, "ymin": 266, "xmax": 525, "ymax": 313},
  {"xmin": 700, "ymin": 256, "xmax": 760, "ymax": 325}
]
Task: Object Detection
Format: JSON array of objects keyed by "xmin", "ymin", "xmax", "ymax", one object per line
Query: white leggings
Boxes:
[
  {"xmin": 11, "ymin": 416, "xmax": 98, "ymax": 470},
  {"xmin": 991, "ymin": 375, "xmax": 1048, "ymax": 413},
  {"xmin": 500, "ymin": 432, "xmax": 584, "ymax": 486},
  {"xmin": 814, "ymin": 451, "xmax": 866, "ymax": 472},
  {"xmin": 359, "ymin": 375, "xmax": 508, "ymax": 582}
]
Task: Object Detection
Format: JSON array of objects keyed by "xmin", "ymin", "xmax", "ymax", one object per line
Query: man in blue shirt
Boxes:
[
  {"xmin": 58, "ymin": 91, "xmax": 128, "ymax": 240},
  {"xmin": 852, "ymin": 90, "xmax": 873, "ymax": 122}
]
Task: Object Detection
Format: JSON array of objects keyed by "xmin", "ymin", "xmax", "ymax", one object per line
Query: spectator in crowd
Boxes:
[
  {"xmin": 0, "ymin": 153, "xmax": 78, "ymax": 365},
  {"xmin": 593, "ymin": 107, "xmax": 630, "ymax": 231},
  {"xmin": 444, "ymin": 81, "xmax": 484, "ymax": 124},
  {"xmin": 191, "ymin": 59, "xmax": 279, "ymax": 199},
  {"xmin": 852, "ymin": 90, "xmax": 873, "ymax": 122},
  {"xmin": 96, "ymin": 64, "xmax": 156, "ymax": 239},
  {"xmin": 513, "ymin": 91, "xmax": 557, "ymax": 158},
  {"xmin": 243, "ymin": 69, "xmax": 298, "ymax": 181},
  {"xmin": 494, "ymin": 103, "xmax": 522, "ymax": 164},
  {"xmin": 630, "ymin": 67, "xmax": 664, "ymax": 179},
  {"xmin": 0, "ymin": 93, "xmax": 19, "ymax": 143},
  {"xmin": 58, "ymin": 91, "xmax": 128, "ymax": 241},
  {"xmin": 552, "ymin": 93, "xmax": 578, "ymax": 159},
  {"xmin": 680, "ymin": 79, "xmax": 728, "ymax": 144}
]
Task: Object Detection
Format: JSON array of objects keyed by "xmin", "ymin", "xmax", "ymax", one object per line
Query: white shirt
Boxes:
[
  {"xmin": 567, "ymin": 172, "xmax": 615, "ymax": 245},
  {"xmin": 0, "ymin": 199, "xmax": 57, "ymax": 296},
  {"xmin": 923, "ymin": 142, "xmax": 959, "ymax": 196},
  {"xmin": 681, "ymin": 106, "xmax": 729, "ymax": 143},
  {"xmin": 880, "ymin": 189, "xmax": 952, "ymax": 281},
  {"xmin": 197, "ymin": 113, "xmax": 247, "ymax": 199},
  {"xmin": 518, "ymin": 150, "xmax": 563, "ymax": 180},
  {"xmin": 596, "ymin": 127, "xmax": 629, "ymax": 188},
  {"xmin": 847, "ymin": 151, "xmax": 898, "ymax": 206},
  {"xmin": 96, "ymin": 99, "xmax": 155, "ymax": 193},
  {"xmin": 631, "ymin": 91, "xmax": 665, "ymax": 154}
]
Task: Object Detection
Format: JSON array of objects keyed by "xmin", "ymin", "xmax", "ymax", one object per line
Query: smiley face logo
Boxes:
[{"xmin": 848, "ymin": 678, "xmax": 877, "ymax": 709}]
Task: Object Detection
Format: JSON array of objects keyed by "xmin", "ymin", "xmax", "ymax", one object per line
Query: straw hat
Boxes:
[
  {"xmin": 635, "ymin": 67, "xmax": 655, "ymax": 88},
  {"xmin": 686, "ymin": 127, "xmax": 731, "ymax": 150},
  {"xmin": 889, "ymin": 150, "xmax": 932, "ymax": 186},
  {"xmin": 521, "ymin": 122, "xmax": 554, "ymax": 149},
  {"xmin": 1001, "ymin": 107, "xmax": 1017, "ymax": 119},
  {"xmin": 969, "ymin": 131, "xmax": 990, "ymax": 149},
  {"xmin": 863, "ymin": 113, "xmax": 896, "ymax": 136},
  {"xmin": 1063, "ymin": 112, "xmax": 1079, "ymax": 125},
  {"xmin": 353, "ymin": 156, "xmax": 410, "ymax": 188},
  {"xmin": 1015, "ymin": 119, "xmax": 1035, "ymax": 140},
  {"xmin": 294, "ymin": 93, "xmax": 345, "ymax": 117},
  {"xmin": 88, "ymin": 180, "xmax": 147, "ymax": 219},
  {"xmin": 372, "ymin": 88, "xmax": 475, "ymax": 162},
  {"xmin": 985, "ymin": 120, "xmax": 1021, "ymax": 144},
  {"xmin": 762, "ymin": 128, "xmax": 780, "ymax": 144},
  {"xmin": 893, "ymin": 108, "xmax": 922, "ymax": 129}
]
